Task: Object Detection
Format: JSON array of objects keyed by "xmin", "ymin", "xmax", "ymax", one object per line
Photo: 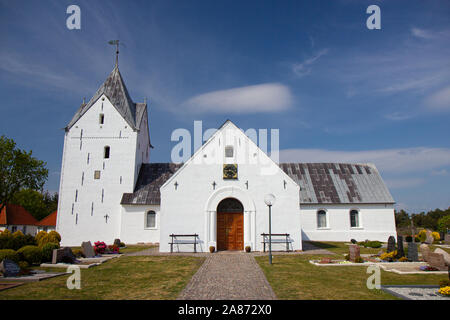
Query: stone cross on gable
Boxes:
[{"xmin": 104, "ymin": 214, "xmax": 110, "ymax": 223}]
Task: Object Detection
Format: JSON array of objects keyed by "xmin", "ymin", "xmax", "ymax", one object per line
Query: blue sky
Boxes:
[{"xmin": 1, "ymin": 0, "xmax": 449, "ymax": 212}]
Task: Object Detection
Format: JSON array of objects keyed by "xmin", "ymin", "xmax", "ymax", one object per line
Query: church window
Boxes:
[
  {"xmin": 94, "ymin": 170, "xmax": 100, "ymax": 179},
  {"xmin": 146, "ymin": 211, "xmax": 156, "ymax": 228},
  {"xmin": 87, "ymin": 153, "xmax": 90, "ymax": 164},
  {"xmin": 81, "ymin": 172, "xmax": 84, "ymax": 185},
  {"xmin": 99, "ymin": 114, "xmax": 105, "ymax": 124},
  {"xmin": 104, "ymin": 146, "xmax": 110, "ymax": 159},
  {"xmin": 101, "ymin": 189, "xmax": 104, "ymax": 203},
  {"xmin": 91, "ymin": 202, "xmax": 94, "ymax": 216},
  {"xmin": 225, "ymin": 146, "xmax": 234, "ymax": 157},
  {"xmin": 350, "ymin": 209, "xmax": 360, "ymax": 228},
  {"xmin": 317, "ymin": 210, "xmax": 327, "ymax": 228},
  {"xmin": 75, "ymin": 190, "xmax": 78, "ymax": 202}
]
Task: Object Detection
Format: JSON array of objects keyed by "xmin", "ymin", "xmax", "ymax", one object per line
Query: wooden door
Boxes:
[{"xmin": 217, "ymin": 212, "xmax": 244, "ymax": 251}]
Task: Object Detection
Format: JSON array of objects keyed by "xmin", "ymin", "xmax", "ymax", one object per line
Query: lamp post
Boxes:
[{"xmin": 264, "ymin": 194, "xmax": 276, "ymax": 265}]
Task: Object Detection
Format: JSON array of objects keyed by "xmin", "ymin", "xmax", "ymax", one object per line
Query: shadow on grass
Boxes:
[{"xmin": 303, "ymin": 241, "xmax": 340, "ymax": 250}]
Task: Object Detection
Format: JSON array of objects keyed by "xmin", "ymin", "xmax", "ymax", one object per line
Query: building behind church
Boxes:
[{"xmin": 56, "ymin": 64, "xmax": 397, "ymax": 251}]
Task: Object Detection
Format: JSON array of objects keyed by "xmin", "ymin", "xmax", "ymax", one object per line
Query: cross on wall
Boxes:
[{"xmin": 104, "ymin": 214, "xmax": 110, "ymax": 223}]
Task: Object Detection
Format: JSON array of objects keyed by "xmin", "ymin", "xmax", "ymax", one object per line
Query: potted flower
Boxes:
[
  {"xmin": 245, "ymin": 246, "xmax": 251, "ymax": 253},
  {"xmin": 209, "ymin": 246, "xmax": 215, "ymax": 253}
]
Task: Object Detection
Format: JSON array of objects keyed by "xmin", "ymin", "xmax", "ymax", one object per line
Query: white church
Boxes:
[{"xmin": 56, "ymin": 63, "xmax": 397, "ymax": 252}]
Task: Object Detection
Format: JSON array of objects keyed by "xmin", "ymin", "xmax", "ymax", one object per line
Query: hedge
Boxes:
[
  {"xmin": 17, "ymin": 245, "xmax": 42, "ymax": 265},
  {"xmin": 0, "ymin": 249, "xmax": 20, "ymax": 263}
]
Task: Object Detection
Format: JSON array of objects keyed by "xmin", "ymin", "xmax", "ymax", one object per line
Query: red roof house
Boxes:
[
  {"xmin": 37, "ymin": 211, "xmax": 57, "ymax": 227},
  {"xmin": 0, "ymin": 204, "xmax": 39, "ymax": 226}
]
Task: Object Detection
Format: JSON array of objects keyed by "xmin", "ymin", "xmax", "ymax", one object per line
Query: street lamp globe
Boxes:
[{"xmin": 264, "ymin": 193, "xmax": 276, "ymax": 206}]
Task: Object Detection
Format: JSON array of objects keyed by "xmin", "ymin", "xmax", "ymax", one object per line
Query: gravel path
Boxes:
[{"xmin": 177, "ymin": 252, "xmax": 277, "ymax": 300}]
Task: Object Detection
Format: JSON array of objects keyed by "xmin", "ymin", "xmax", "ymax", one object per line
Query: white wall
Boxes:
[
  {"xmin": 159, "ymin": 121, "xmax": 301, "ymax": 252},
  {"xmin": 1, "ymin": 225, "xmax": 37, "ymax": 236},
  {"xmin": 300, "ymin": 203, "xmax": 397, "ymax": 242},
  {"xmin": 57, "ymin": 94, "xmax": 149, "ymax": 246},
  {"xmin": 120, "ymin": 205, "xmax": 160, "ymax": 244}
]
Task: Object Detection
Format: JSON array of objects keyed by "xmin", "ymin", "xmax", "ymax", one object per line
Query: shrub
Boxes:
[
  {"xmin": 439, "ymin": 280, "xmax": 450, "ymax": 288},
  {"xmin": 72, "ymin": 249, "xmax": 85, "ymax": 258},
  {"xmin": 418, "ymin": 230, "xmax": 427, "ymax": 243},
  {"xmin": 414, "ymin": 236, "xmax": 420, "ymax": 243},
  {"xmin": 350, "ymin": 239, "xmax": 357, "ymax": 244},
  {"xmin": 119, "ymin": 242, "xmax": 125, "ymax": 247},
  {"xmin": 17, "ymin": 245, "xmax": 42, "ymax": 265},
  {"xmin": 354, "ymin": 256, "xmax": 364, "ymax": 263},
  {"xmin": 398, "ymin": 256, "xmax": 408, "ymax": 262},
  {"xmin": 41, "ymin": 242, "xmax": 60, "ymax": 262},
  {"xmin": 245, "ymin": 246, "xmax": 251, "ymax": 253},
  {"xmin": 18, "ymin": 261, "xmax": 29, "ymax": 270},
  {"xmin": 405, "ymin": 235, "xmax": 413, "ymax": 242},
  {"xmin": 108, "ymin": 244, "xmax": 120, "ymax": 253},
  {"xmin": 11, "ymin": 231, "xmax": 26, "ymax": 250},
  {"xmin": 0, "ymin": 229, "xmax": 12, "ymax": 249},
  {"xmin": 209, "ymin": 246, "xmax": 215, "ymax": 253},
  {"xmin": 380, "ymin": 250, "xmax": 397, "ymax": 261},
  {"xmin": 431, "ymin": 232, "xmax": 440, "ymax": 243},
  {"xmin": 94, "ymin": 241, "xmax": 107, "ymax": 255},
  {"xmin": 24, "ymin": 234, "xmax": 36, "ymax": 246},
  {"xmin": 344, "ymin": 254, "xmax": 350, "ymax": 261},
  {"xmin": 437, "ymin": 215, "xmax": 450, "ymax": 233},
  {"xmin": 363, "ymin": 241, "xmax": 382, "ymax": 248},
  {"xmin": 47, "ymin": 231, "xmax": 61, "ymax": 244},
  {"xmin": 35, "ymin": 231, "xmax": 47, "ymax": 244},
  {"xmin": 0, "ymin": 249, "xmax": 20, "ymax": 263}
]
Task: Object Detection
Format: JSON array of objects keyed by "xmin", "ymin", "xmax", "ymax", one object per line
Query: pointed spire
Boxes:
[{"xmin": 108, "ymin": 40, "xmax": 120, "ymax": 67}]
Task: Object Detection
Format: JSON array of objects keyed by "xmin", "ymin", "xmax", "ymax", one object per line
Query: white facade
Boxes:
[
  {"xmin": 57, "ymin": 66, "xmax": 397, "ymax": 249},
  {"xmin": 57, "ymin": 91, "xmax": 150, "ymax": 246}
]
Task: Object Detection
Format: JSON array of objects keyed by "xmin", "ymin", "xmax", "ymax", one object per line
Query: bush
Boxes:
[
  {"xmin": 0, "ymin": 229, "xmax": 12, "ymax": 249},
  {"xmin": 72, "ymin": 249, "xmax": 85, "ymax": 258},
  {"xmin": 362, "ymin": 241, "xmax": 382, "ymax": 248},
  {"xmin": 405, "ymin": 235, "xmax": 413, "ymax": 242},
  {"xmin": 398, "ymin": 256, "xmax": 408, "ymax": 262},
  {"xmin": 94, "ymin": 241, "xmax": 107, "ymax": 255},
  {"xmin": 10, "ymin": 231, "xmax": 26, "ymax": 251},
  {"xmin": 18, "ymin": 261, "xmax": 29, "ymax": 270},
  {"xmin": 414, "ymin": 236, "xmax": 420, "ymax": 243},
  {"xmin": 354, "ymin": 256, "xmax": 364, "ymax": 263},
  {"xmin": 47, "ymin": 231, "xmax": 61, "ymax": 244},
  {"xmin": 431, "ymin": 232, "xmax": 440, "ymax": 243},
  {"xmin": 418, "ymin": 230, "xmax": 427, "ymax": 243},
  {"xmin": 119, "ymin": 242, "xmax": 125, "ymax": 247},
  {"xmin": 350, "ymin": 239, "xmax": 357, "ymax": 244},
  {"xmin": 437, "ymin": 215, "xmax": 450, "ymax": 233},
  {"xmin": 17, "ymin": 245, "xmax": 42, "ymax": 265},
  {"xmin": 439, "ymin": 280, "xmax": 450, "ymax": 288},
  {"xmin": 344, "ymin": 254, "xmax": 350, "ymax": 261},
  {"xmin": 0, "ymin": 249, "xmax": 20, "ymax": 263},
  {"xmin": 24, "ymin": 234, "xmax": 36, "ymax": 246},
  {"xmin": 108, "ymin": 244, "xmax": 120, "ymax": 253},
  {"xmin": 35, "ymin": 231, "xmax": 47, "ymax": 244},
  {"xmin": 41, "ymin": 242, "xmax": 60, "ymax": 262}
]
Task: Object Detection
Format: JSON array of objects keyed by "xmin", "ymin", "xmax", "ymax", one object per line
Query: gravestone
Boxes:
[
  {"xmin": 81, "ymin": 241, "xmax": 95, "ymax": 258},
  {"xmin": 114, "ymin": 239, "xmax": 121, "ymax": 247},
  {"xmin": 52, "ymin": 247, "xmax": 76, "ymax": 264},
  {"xmin": 420, "ymin": 244, "xmax": 431, "ymax": 262},
  {"xmin": 425, "ymin": 231, "xmax": 434, "ymax": 244},
  {"xmin": 407, "ymin": 242, "xmax": 419, "ymax": 262},
  {"xmin": 387, "ymin": 236, "xmax": 396, "ymax": 253},
  {"xmin": 445, "ymin": 234, "xmax": 450, "ymax": 244},
  {"xmin": 396, "ymin": 235, "xmax": 405, "ymax": 258},
  {"xmin": 427, "ymin": 252, "xmax": 447, "ymax": 271},
  {"xmin": 0, "ymin": 259, "xmax": 20, "ymax": 277},
  {"xmin": 349, "ymin": 245, "xmax": 360, "ymax": 262},
  {"xmin": 434, "ymin": 248, "xmax": 450, "ymax": 266}
]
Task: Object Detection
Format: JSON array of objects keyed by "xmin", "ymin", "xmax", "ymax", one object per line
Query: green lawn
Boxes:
[
  {"xmin": 306, "ymin": 241, "xmax": 383, "ymax": 255},
  {"xmin": 0, "ymin": 255, "xmax": 204, "ymax": 300},
  {"xmin": 256, "ymin": 254, "xmax": 447, "ymax": 300}
]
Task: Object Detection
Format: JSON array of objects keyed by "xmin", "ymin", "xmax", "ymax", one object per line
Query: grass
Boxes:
[
  {"xmin": 70, "ymin": 244, "xmax": 156, "ymax": 255},
  {"xmin": 307, "ymin": 241, "xmax": 383, "ymax": 255},
  {"xmin": 256, "ymin": 254, "xmax": 447, "ymax": 300},
  {"xmin": 0, "ymin": 255, "xmax": 204, "ymax": 300}
]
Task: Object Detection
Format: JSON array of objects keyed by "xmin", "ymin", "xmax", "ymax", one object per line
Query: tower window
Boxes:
[
  {"xmin": 104, "ymin": 146, "xmax": 110, "ymax": 159},
  {"xmin": 350, "ymin": 209, "xmax": 360, "ymax": 228},
  {"xmin": 99, "ymin": 114, "xmax": 105, "ymax": 124},
  {"xmin": 317, "ymin": 210, "xmax": 327, "ymax": 228},
  {"xmin": 94, "ymin": 170, "xmax": 101, "ymax": 179},
  {"xmin": 225, "ymin": 146, "xmax": 234, "ymax": 157}
]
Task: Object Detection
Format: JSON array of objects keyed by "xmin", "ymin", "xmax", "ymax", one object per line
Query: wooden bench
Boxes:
[
  {"xmin": 169, "ymin": 234, "xmax": 198, "ymax": 253},
  {"xmin": 261, "ymin": 233, "xmax": 291, "ymax": 252}
]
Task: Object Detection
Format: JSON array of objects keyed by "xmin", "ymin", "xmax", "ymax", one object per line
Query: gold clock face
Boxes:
[{"xmin": 223, "ymin": 164, "xmax": 238, "ymax": 179}]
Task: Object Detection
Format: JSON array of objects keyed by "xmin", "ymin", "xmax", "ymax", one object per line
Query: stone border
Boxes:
[
  {"xmin": 0, "ymin": 272, "xmax": 66, "ymax": 282},
  {"xmin": 40, "ymin": 254, "xmax": 121, "ymax": 269},
  {"xmin": 0, "ymin": 282, "xmax": 25, "ymax": 290}
]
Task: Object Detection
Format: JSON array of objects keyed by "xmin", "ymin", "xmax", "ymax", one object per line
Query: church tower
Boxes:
[{"xmin": 56, "ymin": 64, "xmax": 151, "ymax": 246}]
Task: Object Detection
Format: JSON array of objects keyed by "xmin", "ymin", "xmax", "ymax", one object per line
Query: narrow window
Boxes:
[
  {"xmin": 71, "ymin": 203, "xmax": 74, "ymax": 215},
  {"xmin": 146, "ymin": 211, "xmax": 156, "ymax": 228},
  {"xmin": 75, "ymin": 213, "xmax": 78, "ymax": 225},
  {"xmin": 317, "ymin": 210, "xmax": 327, "ymax": 228},
  {"xmin": 87, "ymin": 153, "xmax": 90, "ymax": 164},
  {"xmin": 104, "ymin": 146, "xmax": 110, "ymax": 159},
  {"xmin": 120, "ymin": 176, "xmax": 122, "ymax": 184},
  {"xmin": 225, "ymin": 145, "xmax": 234, "ymax": 157},
  {"xmin": 99, "ymin": 113, "xmax": 105, "ymax": 124},
  {"xmin": 75, "ymin": 190, "xmax": 78, "ymax": 202},
  {"xmin": 81, "ymin": 172, "xmax": 84, "ymax": 186},
  {"xmin": 350, "ymin": 210, "xmax": 360, "ymax": 228},
  {"xmin": 101, "ymin": 189, "xmax": 104, "ymax": 203},
  {"xmin": 91, "ymin": 202, "xmax": 94, "ymax": 216}
]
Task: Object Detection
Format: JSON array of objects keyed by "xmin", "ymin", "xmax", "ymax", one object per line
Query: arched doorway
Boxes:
[{"xmin": 216, "ymin": 198, "xmax": 244, "ymax": 251}]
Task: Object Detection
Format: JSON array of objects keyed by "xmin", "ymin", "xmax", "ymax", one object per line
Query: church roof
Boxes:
[
  {"xmin": 121, "ymin": 163, "xmax": 183, "ymax": 205},
  {"xmin": 0, "ymin": 204, "xmax": 39, "ymax": 226},
  {"xmin": 66, "ymin": 66, "xmax": 143, "ymax": 131},
  {"xmin": 279, "ymin": 163, "xmax": 394, "ymax": 204},
  {"xmin": 121, "ymin": 162, "xmax": 394, "ymax": 206},
  {"xmin": 37, "ymin": 210, "xmax": 57, "ymax": 227}
]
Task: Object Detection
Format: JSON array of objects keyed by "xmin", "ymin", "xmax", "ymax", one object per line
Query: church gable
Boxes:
[{"xmin": 66, "ymin": 66, "xmax": 140, "ymax": 131}]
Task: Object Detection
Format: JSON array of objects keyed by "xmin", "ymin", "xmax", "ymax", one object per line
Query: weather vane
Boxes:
[{"xmin": 108, "ymin": 40, "xmax": 120, "ymax": 67}]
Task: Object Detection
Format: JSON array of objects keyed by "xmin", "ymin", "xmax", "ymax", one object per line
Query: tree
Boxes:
[
  {"xmin": 11, "ymin": 189, "xmax": 49, "ymax": 221},
  {"xmin": 0, "ymin": 135, "xmax": 48, "ymax": 212},
  {"xmin": 395, "ymin": 209, "xmax": 410, "ymax": 228},
  {"xmin": 437, "ymin": 215, "xmax": 450, "ymax": 234}
]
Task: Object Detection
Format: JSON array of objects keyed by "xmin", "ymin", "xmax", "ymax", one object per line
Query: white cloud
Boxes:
[
  {"xmin": 279, "ymin": 147, "xmax": 450, "ymax": 173},
  {"xmin": 182, "ymin": 83, "xmax": 293, "ymax": 114},
  {"xmin": 411, "ymin": 27, "xmax": 434, "ymax": 39},
  {"xmin": 431, "ymin": 169, "xmax": 448, "ymax": 176},
  {"xmin": 425, "ymin": 85, "xmax": 450, "ymax": 110},
  {"xmin": 292, "ymin": 49, "xmax": 328, "ymax": 78}
]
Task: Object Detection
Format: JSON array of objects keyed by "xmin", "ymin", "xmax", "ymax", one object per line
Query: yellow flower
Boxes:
[{"xmin": 438, "ymin": 286, "xmax": 450, "ymax": 296}]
